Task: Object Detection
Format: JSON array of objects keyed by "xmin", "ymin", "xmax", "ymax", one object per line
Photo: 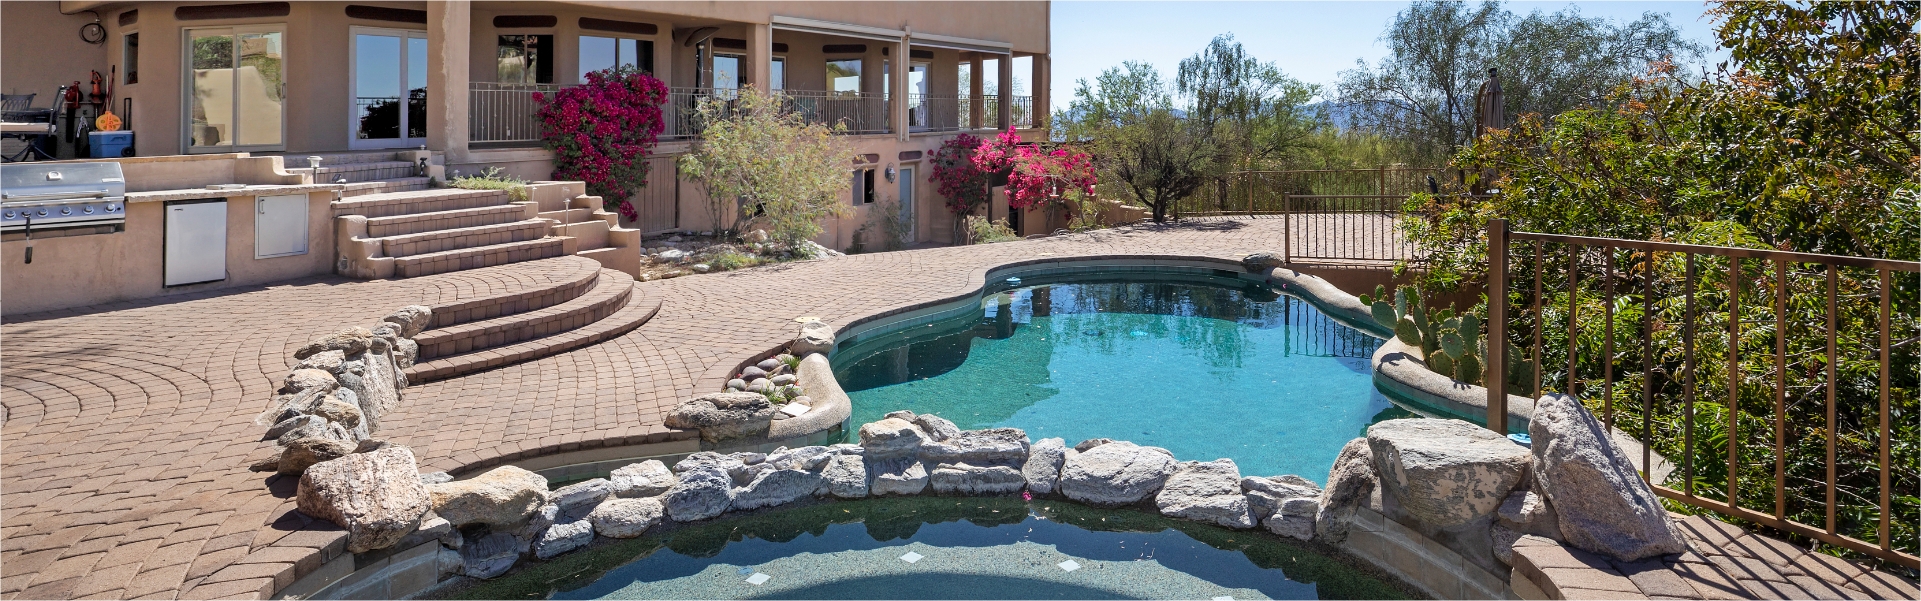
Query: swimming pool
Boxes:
[
  {"xmin": 833, "ymin": 269, "xmax": 1411, "ymax": 480},
  {"xmin": 443, "ymin": 497, "xmax": 1413, "ymax": 600}
]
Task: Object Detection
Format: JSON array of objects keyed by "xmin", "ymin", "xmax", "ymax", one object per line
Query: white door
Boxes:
[
  {"xmin": 898, "ymin": 166, "xmax": 916, "ymax": 244},
  {"xmin": 166, "ymin": 200, "xmax": 227, "ymax": 286},
  {"xmin": 255, "ymin": 194, "xmax": 307, "ymax": 258},
  {"xmin": 350, "ymin": 27, "xmax": 428, "ymax": 149},
  {"xmin": 185, "ymin": 26, "xmax": 285, "ymax": 153}
]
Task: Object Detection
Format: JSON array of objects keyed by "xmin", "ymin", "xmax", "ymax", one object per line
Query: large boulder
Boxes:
[
  {"xmin": 918, "ymin": 428, "xmax": 1029, "ymax": 465},
  {"xmin": 294, "ymin": 349, "xmax": 346, "ymax": 373},
  {"xmin": 662, "ymin": 465, "xmax": 733, "ymax": 521},
  {"xmin": 276, "ymin": 414, "xmax": 352, "ymax": 447},
  {"xmin": 731, "ymin": 468, "xmax": 823, "ymax": 510},
  {"xmin": 295, "ymin": 446, "xmax": 431, "ymax": 553},
  {"xmin": 929, "ymin": 463, "xmax": 1026, "ymax": 495},
  {"xmin": 428, "ymin": 466, "xmax": 550, "ymax": 527},
  {"xmin": 295, "ymin": 327, "xmax": 373, "ymax": 360},
  {"xmin": 913, "ymin": 414, "xmax": 961, "ymax": 442},
  {"xmin": 1155, "ymin": 459, "xmax": 1256, "ymax": 529},
  {"xmin": 1368, "ymin": 418, "xmax": 1530, "ymax": 528},
  {"xmin": 1315, "ymin": 438, "xmax": 1377, "ymax": 543},
  {"xmin": 337, "ymin": 350, "xmax": 401, "ymax": 427},
  {"xmin": 765, "ymin": 446, "xmax": 835, "ymax": 471},
  {"xmin": 1022, "ymin": 438, "xmax": 1068, "ymax": 495},
  {"xmin": 383, "ymin": 305, "xmax": 434, "ymax": 338},
  {"xmin": 1242, "ymin": 252, "xmax": 1284, "ymax": 273},
  {"xmin": 820, "ymin": 454, "xmax": 869, "ymax": 498},
  {"xmin": 311, "ymin": 394, "xmax": 363, "ymax": 429},
  {"xmin": 859, "ymin": 418, "xmax": 927, "ymax": 459},
  {"xmin": 1529, "ymin": 394, "xmax": 1686, "ymax": 561},
  {"xmin": 588, "ymin": 497, "xmax": 664, "ymax": 538},
  {"xmin": 610, "ymin": 460, "xmax": 676, "ymax": 498},
  {"xmin": 394, "ymin": 339, "xmax": 419, "ymax": 369},
  {"xmin": 792, "ymin": 320, "xmax": 835, "ymax": 356},
  {"xmin": 868, "ymin": 457, "xmax": 928, "ymax": 496},
  {"xmin": 282, "ymin": 369, "xmax": 339, "ymax": 394},
  {"xmin": 551, "ymin": 478, "xmax": 612, "ymax": 518},
  {"xmin": 1243, "ymin": 475, "xmax": 1322, "ymax": 521},
  {"xmin": 531, "ymin": 518, "xmax": 594, "ymax": 560},
  {"xmin": 1266, "ymin": 497, "xmax": 1321, "ymax": 540},
  {"xmin": 1058, "ymin": 441, "xmax": 1177, "ymax": 507},
  {"xmin": 277, "ymin": 437, "xmax": 356, "ymax": 475},
  {"xmin": 457, "ymin": 530, "xmax": 524, "ymax": 579},
  {"xmin": 1497, "ymin": 490, "xmax": 1561, "ymax": 539},
  {"xmin": 664, "ymin": 392, "xmax": 777, "ymax": 443}
]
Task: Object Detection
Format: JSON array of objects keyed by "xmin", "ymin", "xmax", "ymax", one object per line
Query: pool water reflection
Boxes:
[{"xmin": 834, "ymin": 272, "xmax": 1404, "ymax": 480}]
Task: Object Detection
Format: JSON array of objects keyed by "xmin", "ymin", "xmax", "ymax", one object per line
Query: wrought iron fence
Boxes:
[
  {"xmin": 1484, "ymin": 218, "xmax": 1920, "ymax": 568},
  {"xmin": 780, "ymin": 90, "xmax": 889, "ymax": 135},
  {"xmin": 1008, "ymin": 95, "xmax": 1035, "ymax": 129},
  {"xmin": 909, "ymin": 94, "xmax": 967, "ymax": 132},
  {"xmin": 469, "ymin": 82, "xmax": 570, "ymax": 143},
  {"xmin": 1164, "ymin": 167, "xmax": 1442, "ymax": 264}
]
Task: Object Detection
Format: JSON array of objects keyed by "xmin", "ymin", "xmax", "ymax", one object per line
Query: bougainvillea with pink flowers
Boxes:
[
  {"xmin": 1006, "ymin": 145, "xmax": 1096, "ymax": 209},
  {"xmin": 929, "ymin": 133, "xmax": 993, "ymax": 219},
  {"xmin": 533, "ymin": 67, "xmax": 668, "ymax": 220}
]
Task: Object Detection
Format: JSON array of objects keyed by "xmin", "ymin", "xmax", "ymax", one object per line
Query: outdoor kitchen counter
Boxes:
[{"xmin": 125, "ymin": 183, "xmax": 343, "ymax": 203}]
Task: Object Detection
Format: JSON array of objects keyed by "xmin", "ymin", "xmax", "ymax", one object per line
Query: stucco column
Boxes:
[
  {"xmin": 1032, "ymin": 55, "xmax": 1049, "ymax": 131},
  {"xmin": 894, "ymin": 34, "xmax": 910, "ymax": 141},
  {"xmin": 997, "ymin": 55, "xmax": 1014, "ymax": 130},
  {"xmin": 968, "ymin": 55, "xmax": 984, "ymax": 130},
  {"xmin": 748, "ymin": 22, "xmax": 772, "ymax": 93},
  {"xmin": 427, "ymin": 1, "xmax": 471, "ymax": 166}
]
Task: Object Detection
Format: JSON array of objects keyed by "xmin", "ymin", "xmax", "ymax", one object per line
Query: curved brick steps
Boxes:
[
  {"xmin": 413, "ymin": 269, "xmax": 635, "ymax": 362},
  {"xmin": 404, "ymin": 280, "xmax": 659, "ymax": 383},
  {"xmin": 424, "ymin": 256, "xmax": 604, "ymax": 329}
]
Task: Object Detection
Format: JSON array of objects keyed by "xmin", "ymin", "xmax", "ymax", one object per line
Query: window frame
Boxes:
[
  {"xmin": 347, "ymin": 25, "xmax": 429, "ymax": 150},
  {"xmin": 181, "ymin": 24, "xmax": 287, "ymax": 154}
]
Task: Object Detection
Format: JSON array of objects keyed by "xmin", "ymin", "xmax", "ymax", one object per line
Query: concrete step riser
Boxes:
[{"xmin": 554, "ymin": 220, "xmax": 610, "ymax": 251}]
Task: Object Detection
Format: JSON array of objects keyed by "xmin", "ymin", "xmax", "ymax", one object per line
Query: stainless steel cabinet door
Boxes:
[
  {"xmin": 254, "ymin": 194, "xmax": 308, "ymax": 258},
  {"xmin": 165, "ymin": 200, "xmax": 227, "ymax": 286}
]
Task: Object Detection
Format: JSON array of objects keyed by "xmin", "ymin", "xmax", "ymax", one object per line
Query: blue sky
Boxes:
[{"xmin": 1049, "ymin": 1, "xmax": 1726, "ymax": 104}]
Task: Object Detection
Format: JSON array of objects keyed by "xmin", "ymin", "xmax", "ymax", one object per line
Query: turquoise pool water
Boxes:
[
  {"xmin": 446, "ymin": 497, "xmax": 1412, "ymax": 600},
  {"xmin": 834, "ymin": 271, "xmax": 1408, "ymax": 481}
]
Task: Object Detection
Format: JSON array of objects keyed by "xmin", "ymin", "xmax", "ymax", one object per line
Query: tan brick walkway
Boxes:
[{"xmin": 0, "ymin": 219, "xmax": 1296, "ymax": 600}]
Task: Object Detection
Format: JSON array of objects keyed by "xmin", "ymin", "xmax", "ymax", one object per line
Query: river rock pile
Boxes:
[
  {"xmin": 253, "ymin": 305, "xmax": 431, "ymax": 475},
  {"xmin": 721, "ymin": 354, "xmax": 809, "ymax": 405}
]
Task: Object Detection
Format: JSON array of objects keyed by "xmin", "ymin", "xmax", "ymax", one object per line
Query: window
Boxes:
[
  {"xmin": 827, "ymin": 59, "xmax": 861, "ymax": 94},
  {"xmin": 852, "ymin": 167, "xmax": 876, "ymax": 206},
  {"xmin": 186, "ymin": 26, "xmax": 284, "ymax": 150},
  {"xmin": 497, "ymin": 34, "xmax": 553, "ymax": 84},
  {"xmin": 897, "ymin": 165, "xmax": 916, "ymax": 242},
  {"xmin": 713, "ymin": 54, "xmax": 741, "ymax": 95},
  {"xmin": 578, "ymin": 35, "xmax": 651, "ymax": 79},
  {"xmin": 907, "ymin": 63, "xmax": 928, "ymax": 127},
  {"xmin": 352, "ymin": 27, "xmax": 427, "ymax": 147},
  {"xmin": 770, "ymin": 57, "xmax": 785, "ymax": 91},
  {"xmin": 123, "ymin": 33, "xmax": 139, "ymax": 84}
]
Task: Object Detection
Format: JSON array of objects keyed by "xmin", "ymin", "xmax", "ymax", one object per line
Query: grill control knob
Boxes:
[
  {"xmin": 3, "ymin": 211, "xmax": 13, "ymax": 219},
  {"xmin": 83, "ymin": 206, "xmax": 95, "ymax": 214},
  {"xmin": 60, "ymin": 207, "xmax": 72, "ymax": 216},
  {"xmin": 36, "ymin": 208, "xmax": 48, "ymax": 216},
  {"xmin": 106, "ymin": 204, "xmax": 119, "ymax": 212}
]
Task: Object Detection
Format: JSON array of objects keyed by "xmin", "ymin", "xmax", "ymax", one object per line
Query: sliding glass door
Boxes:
[
  {"xmin": 351, "ymin": 27, "xmax": 428, "ymax": 149},
  {"xmin": 186, "ymin": 26, "xmax": 285, "ymax": 152}
]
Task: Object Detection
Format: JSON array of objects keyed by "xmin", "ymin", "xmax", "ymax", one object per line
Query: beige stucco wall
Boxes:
[
  {"xmin": 0, "ymin": 1, "xmax": 109, "ymax": 102},
  {"xmin": 0, "ymin": 191, "xmax": 336, "ymax": 316}
]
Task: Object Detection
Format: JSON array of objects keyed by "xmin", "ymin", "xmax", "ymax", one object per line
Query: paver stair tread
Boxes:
[
  {"xmin": 425, "ymin": 256, "xmax": 603, "ymax": 328},
  {"xmin": 413, "ymin": 269, "xmax": 635, "ymax": 360},
  {"xmin": 338, "ymin": 177, "xmax": 432, "ymax": 197},
  {"xmin": 404, "ymin": 282, "xmax": 660, "ymax": 382},
  {"xmin": 367, "ymin": 204, "xmax": 531, "ymax": 238},
  {"xmin": 377, "ymin": 218, "xmax": 555, "ymax": 257},
  {"xmin": 333, "ymin": 188, "xmax": 513, "ymax": 218},
  {"xmin": 538, "ymin": 208, "xmax": 596, "ymax": 224},
  {"xmin": 391, "ymin": 237, "xmax": 566, "ymax": 278}
]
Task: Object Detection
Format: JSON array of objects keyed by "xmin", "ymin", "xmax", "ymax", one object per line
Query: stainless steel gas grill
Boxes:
[{"xmin": 0, "ymin": 162, "xmax": 128, "ymax": 233}]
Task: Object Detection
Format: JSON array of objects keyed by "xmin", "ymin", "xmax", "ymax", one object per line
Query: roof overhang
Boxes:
[{"xmin": 768, "ymin": 16, "xmax": 1014, "ymax": 55}]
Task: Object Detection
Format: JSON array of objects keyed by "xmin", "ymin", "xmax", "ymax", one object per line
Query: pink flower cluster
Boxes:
[
  {"xmin": 533, "ymin": 68, "xmax": 668, "ymax": 220},
  {"xmin": 930, "ymin": 128, "xmax": 1099, "ymax": 216}
]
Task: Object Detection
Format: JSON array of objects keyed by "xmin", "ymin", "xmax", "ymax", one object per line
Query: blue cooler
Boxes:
[{"xmin": 89, "ymin": 131, "xmax": 134, "ymax": 158}]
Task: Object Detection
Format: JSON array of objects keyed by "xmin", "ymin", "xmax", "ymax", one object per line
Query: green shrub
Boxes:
[
  {"xmin": 962, "ymin": 215, "xmax": 1019, "ymax": 244},
  {"xmin": 449, "ymin": 167, "xmax": 529, "ymax": 201}
]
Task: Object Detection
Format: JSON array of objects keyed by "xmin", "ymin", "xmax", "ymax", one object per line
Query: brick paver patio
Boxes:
[
  {"xmin": 3, "ymin": 217, "xmax": 1909, "ymax": 599},
  {"xmin": 0, "ymin": 219, "xmax": 1301, "ymax": 599}
]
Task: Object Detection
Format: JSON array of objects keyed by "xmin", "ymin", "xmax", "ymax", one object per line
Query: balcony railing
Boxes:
[
  {"xmin": 474, "ymin": 84, "xmax": 1036, "ymax": 143},
  {"xmin": 469, "ymin": 82, "xmax": 571, "ymax": 144}
]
